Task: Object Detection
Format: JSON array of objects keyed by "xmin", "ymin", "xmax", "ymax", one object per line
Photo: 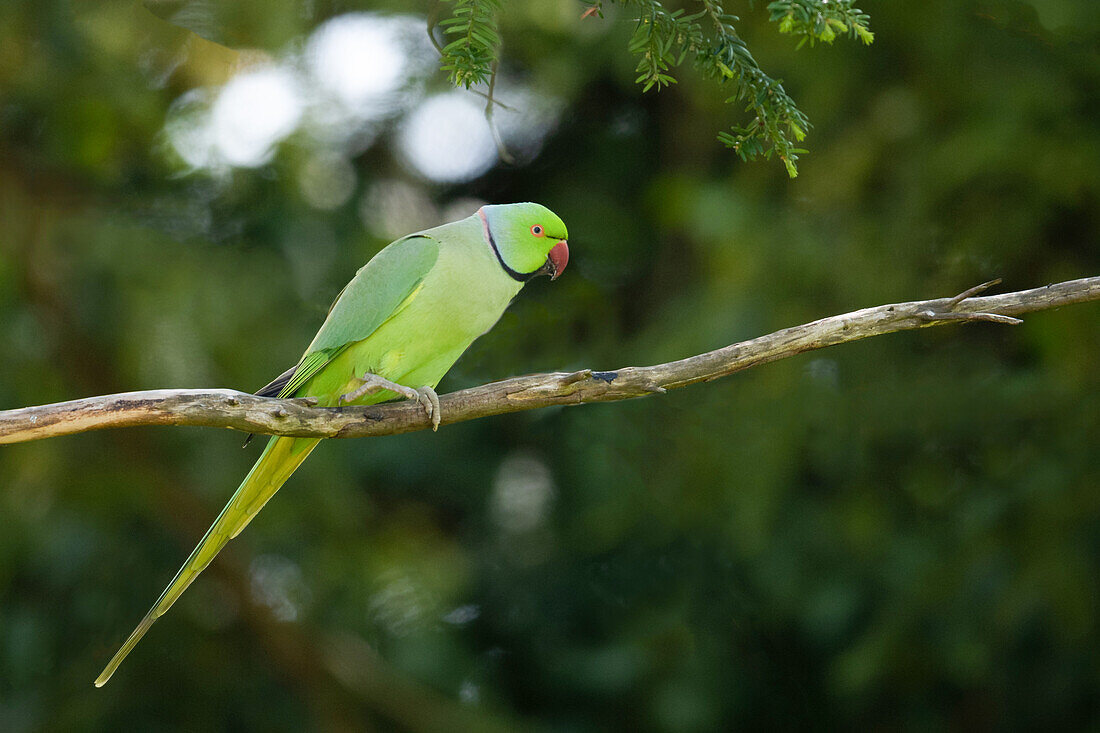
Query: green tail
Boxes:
[{"xmin": 95, "ymin": 435, "xmax": 321, "ymax": 687}]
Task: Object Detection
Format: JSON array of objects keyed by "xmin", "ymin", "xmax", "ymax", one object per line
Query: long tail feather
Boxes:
[{"xmin": 94, "ymin": 435, "xmax": 321, "ymax": 687}]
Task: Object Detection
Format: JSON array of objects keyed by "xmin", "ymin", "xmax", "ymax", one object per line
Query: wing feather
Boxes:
[
  {"xmin": 260, "ymin": 235, "xmax": 440, "ymax": 399},
  {"xmin": 306, "ymin": 235, "xmax": 439, "ymax": 355}
]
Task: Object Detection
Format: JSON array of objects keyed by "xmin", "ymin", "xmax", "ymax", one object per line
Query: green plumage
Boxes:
[{"xmin": 95, "ymin": 203, "xmax": 569, "ymax": 686}]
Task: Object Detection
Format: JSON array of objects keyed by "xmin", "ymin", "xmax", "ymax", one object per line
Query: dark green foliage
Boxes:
[
  {"xmin": 696, "ymin": 1, "xmax": 811, "ymax": 177},
  {"xmin": 456, "ymin": 0, "xmax": 872, "ymax": 177},
  {"xmin": 614, "ymin": 0, "xmax": 870, "ymax": 176}
]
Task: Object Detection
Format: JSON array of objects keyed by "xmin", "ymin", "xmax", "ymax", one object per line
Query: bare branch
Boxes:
[{"xmin": 2, "ymin": 276, "xmax": 1097, "ymax": 445}]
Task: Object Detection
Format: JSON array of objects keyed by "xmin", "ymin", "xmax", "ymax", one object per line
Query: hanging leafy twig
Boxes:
[
  {"xmin": 429, "ymin": 1, "xmax": 514, "ymax": 162},
  {"xmin": 437, "ymin": 0, "xmax": 503, "ymax": 88},
  {"xmin": 434, "ymin": 0, "xmax": 873, "ymax": 177},
  {"xmin": 696, "ymin": 0, "xmax": 810, "ymax": 177}
]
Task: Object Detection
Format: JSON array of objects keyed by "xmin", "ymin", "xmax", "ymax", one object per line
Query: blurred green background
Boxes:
[{"xmin": 2, "ymin": 0, "xmax": 1099, "ymax": 730}]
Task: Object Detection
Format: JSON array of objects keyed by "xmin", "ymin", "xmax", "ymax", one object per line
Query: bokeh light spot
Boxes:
[
  {"xmin": 398, "ymin": 91, "xmax": 498, "ymax": 183},
  {"xmin": 210, "ymin": 66, "xmax": 303, "ymax": 167}
]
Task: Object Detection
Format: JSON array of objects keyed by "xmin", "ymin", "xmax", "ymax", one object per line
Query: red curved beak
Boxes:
[{"xmin": 547, "ymin": 240, "xmax": 569, "ymax": 280}]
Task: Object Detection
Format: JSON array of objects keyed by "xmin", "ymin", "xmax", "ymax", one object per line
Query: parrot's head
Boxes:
[{"xmin": 478, "ymin": 202, "xmax": 569, "ymax": 282}]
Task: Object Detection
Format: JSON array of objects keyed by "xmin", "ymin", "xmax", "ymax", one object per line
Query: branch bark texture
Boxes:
[{"xmin": 2, "ymin": 277, "xmax": 1097, "ymax": 445}]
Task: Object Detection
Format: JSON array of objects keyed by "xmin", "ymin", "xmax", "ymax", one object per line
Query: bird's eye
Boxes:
[{"xmin": 531, "ymin": 225, "xmax": 544, "ymax": 236}]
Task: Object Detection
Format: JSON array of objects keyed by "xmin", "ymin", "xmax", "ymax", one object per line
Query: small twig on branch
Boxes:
[
  {"xmin": 1, "ymin": 276, "xmax": 1097, "ymax": 445},
  {"xmin": 913, "ymin": 279, "xmax": 1025, "ymax": 325}
]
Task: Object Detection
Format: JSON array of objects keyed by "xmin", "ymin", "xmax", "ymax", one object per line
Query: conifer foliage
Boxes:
[{"xmin": 435, "ymin": 0, "xmax": 873, "ymax": 177}]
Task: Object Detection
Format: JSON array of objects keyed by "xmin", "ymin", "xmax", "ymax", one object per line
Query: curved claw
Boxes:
[{"xmin": 415, "ymin": 386, "xmax": 441, "ymax": 431}]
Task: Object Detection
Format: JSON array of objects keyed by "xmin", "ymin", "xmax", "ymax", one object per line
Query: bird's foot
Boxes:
[
  {"xmin": 414, "ymin": 386, "xmax": 441, "ymax": 431},
  {"xmin": 341, "ymin": 373, "xmax": 441, "ymax": 431}
]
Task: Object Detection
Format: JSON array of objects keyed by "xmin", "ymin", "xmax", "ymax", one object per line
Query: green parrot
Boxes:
[{"xmin": 95, "ymin": 202, "xmax": 569, "ymax": 686}]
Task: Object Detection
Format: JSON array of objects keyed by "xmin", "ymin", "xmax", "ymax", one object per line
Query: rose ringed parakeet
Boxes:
[{"xmin": 94, "ymin": 202, "xmax": 569, "ymax": 686}]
